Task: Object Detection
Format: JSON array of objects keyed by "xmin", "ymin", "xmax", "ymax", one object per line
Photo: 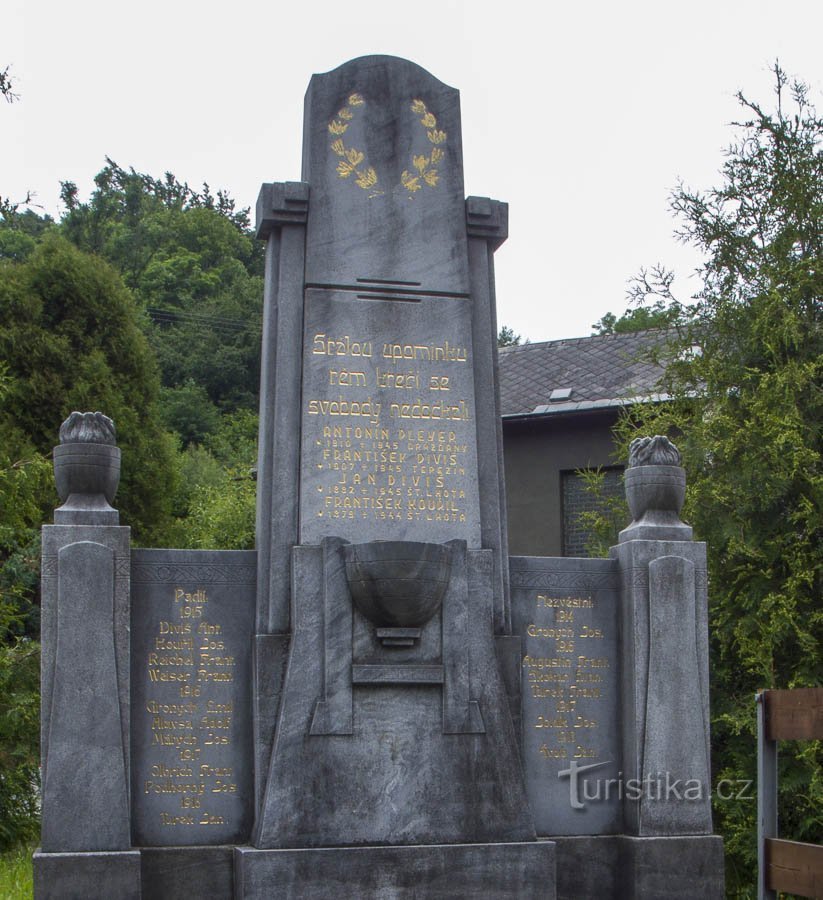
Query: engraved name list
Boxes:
[{"xmin": 130, "ymin": 551, "xmax": 255, "ymax": 846}]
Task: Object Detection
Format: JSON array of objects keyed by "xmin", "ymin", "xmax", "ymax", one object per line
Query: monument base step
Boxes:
[
  {"xmin": 235, "ymin": 841, "xmax": 556, "ymax": 899},
  {"xmin": 33, "ymin": 849, "xmax": 141, "ymax": 900},
  {"xmin": 31, "ymin": 837, "xmax": 724, "ymax": 899},
  {"xmin": 549, "ymin": 834, "xmax": 725, "ymax": 899},
  {"xmin": 140, "ymin": 846, "xmax": 235, "ymax": 899}
]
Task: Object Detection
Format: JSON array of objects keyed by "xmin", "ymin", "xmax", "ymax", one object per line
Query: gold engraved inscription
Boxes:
[
  {"xmin": 306, "ymin": 329, "xmax": 475, "ymax": 528},
  {"xmin": 142, "ymin": 584, "xmax": 241, "ymax": 830},
  {"xmin": 523, "ymin": 594, "xmax": 612, "ymax": 768}
]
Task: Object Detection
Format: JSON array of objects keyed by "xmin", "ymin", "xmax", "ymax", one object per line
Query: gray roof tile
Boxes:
[{"xmin": 498, "ymin": 330, "xmax": 666, "ymax": 417}]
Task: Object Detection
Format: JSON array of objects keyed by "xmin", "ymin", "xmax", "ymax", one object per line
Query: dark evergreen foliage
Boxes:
[{"xmin": 587, "ymin": 65, "xmax": 822, "ymax": 896}]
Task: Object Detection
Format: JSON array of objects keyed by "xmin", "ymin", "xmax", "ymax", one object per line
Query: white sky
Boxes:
[{"xmin": 2, "ymin": 0, "xmax": 821, "ymax": 341}]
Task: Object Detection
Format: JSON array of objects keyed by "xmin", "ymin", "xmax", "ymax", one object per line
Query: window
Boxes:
[{"xmin": 561, "ymin": 467, "xmax": 625, "ymax": 557}]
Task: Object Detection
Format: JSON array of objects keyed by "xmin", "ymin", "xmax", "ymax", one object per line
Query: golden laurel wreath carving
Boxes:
[
  {"xmin": 328, "ymin": 93, "xmax": 378, "ymax": 190},
  {"xmin": 328, "ymin": 95, "xmax": 447, "ymax": 197}
]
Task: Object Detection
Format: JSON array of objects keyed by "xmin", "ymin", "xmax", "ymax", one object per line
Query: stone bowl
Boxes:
[
  {"xmin": 343, "ymin": 541, "xmax": 452, "ymax": 629},
  {"xmin": 624, "ymin": 464, "xmax": 685, "ymax": 523},
  {"xmin": 53, "ymin": 442, "xmax": 121, "ymax": 504}
]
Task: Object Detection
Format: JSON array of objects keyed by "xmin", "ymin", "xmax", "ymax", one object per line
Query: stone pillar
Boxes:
[
  {"xmin": 34, "ymin": 413, "xmax": 140, "ymax": 900},
  {"xmin": 252, "ymin": 182, "xmax": 309, "ymax": 815},
  {"xmin": 612, "ymin": 436, "xmax": 712, "ymax": 834},
  {"xmin": 466, "ymin": 196, "xmax": 512, "ymax": 635},
  {"xmin": 254, "ymin": 181, "xmax": 310, "ymax": 636},
  {"xmin": 610, "ymin": 435, "xmax": 723, "ymax": 899},
  {"xmin": 466, "ymin": 196, "xmax": 524, "ymax": 745}
]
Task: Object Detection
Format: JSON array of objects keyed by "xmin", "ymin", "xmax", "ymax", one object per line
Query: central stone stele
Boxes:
[{"xmin": 240, "ymin": 54, "xmax": 555, "ymax": 897}]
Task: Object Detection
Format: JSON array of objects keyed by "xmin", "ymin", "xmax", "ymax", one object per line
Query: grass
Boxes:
[{"xmin": 0, "ymin": 845, "xmax": 33, "ymax": 900}]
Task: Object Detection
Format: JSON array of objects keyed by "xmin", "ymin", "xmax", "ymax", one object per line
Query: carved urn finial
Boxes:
[
  {"xmin": 619, "ymin": 435, "xmax": 692, "ymax": 542},
  {"xmin": 53, "ymin": 412, "xmax": 121, "ymax": 525}
]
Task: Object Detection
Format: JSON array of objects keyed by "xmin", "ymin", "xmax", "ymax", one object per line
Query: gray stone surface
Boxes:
[
  {"xmin": 550, "ymin": 836, "xmax": 620, "ymax": 899},
  {"xmin": 620, "ymin": 462, "xmax": 693, "ymax": 542},
  {"xmin": 254, "ymin": 545, "xmax": 535, "ymax": 848},
  {"xmin": 53, "ymin": 416, "xmax": 120, "ymax": 529},
  {"xmin": 235, "ymin": 841, "xmax": 556, "ymax": 899},
  {"xmin": 33, "ymin": 850, "xmax": 141, "ymax": 900},
  {"xmin": 299, "ymin": 288, "xmax": 481, "ymax": 546},
  {"xmin": 247, "ymin": 55, "xmax": 552, "ymax": 894},
  {"xmin": 467, "ymin": 197, "xmax": 511, "ymax": 633},
  {"xmin": 255, "ymin": 57, "xmax": 512, "ymax": 647},
  {"xmin": 254, "ymin": 185, "xmax": 308, "ymax": 635},
  {"xmin": 251, "ymin": 634, "xmax": 289, "ymax": 815},
  {"xmin": 641, "ymin": 555, "xmax": 712, "ymax": 833},
  {"xmin": 41, "ymin": 540, "xmax": 130, "ymax": 852},
  {"xmin": 130, "ymin": 549, "xmax": 256, "ymax": 846},
  {"xmin": 140, "ymin": 846, "xmax": 234, "ymax": 899},
  {"xmin": 441, "ymin": 540, "xmax": 484, "ymax": 734},
  {"xmin": 308, "ymin": 537, "xmax": 353, "ymax": 736},
  {"xmin": 618, "ymin": 835, "xmax": 725, "ymax": 898},
  {"xmin": 549, "ymin": 835, "xmax": 725, "ymax": 899},
  {"xmin": 495, "ymin": 634, "xmax": 524, "ymax": 750},
  {"xmin": 302, "ymin": 55, "xmax": 469, "ymax": 295},
  {"xmin": 41, "ymin": 525, "xmax": 131, "ymax": 810},
  {"xmin": 53, "ymin": 441, "xmax": 121, "ymax": 526},
  {"xmin": 510, "ymin": 556, "xmax": 622, "ymax": 836},
  {"xmin": 610, "ymin": 539, "xmax": 712, "ymax": 836},
  {"xmin": 255, "ymin": 182, "xmax": 310, "ymax": 239}
]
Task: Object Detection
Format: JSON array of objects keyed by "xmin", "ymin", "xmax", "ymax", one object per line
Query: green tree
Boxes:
[
  {"xmin": 167, "ymin": 409, "xmax": 258, "ymax": 550},
  {"xmin": 0, "ymin": 639, "xmax": 39, "ymax": 849},
  {"xmin": 497, "ymin": 325, "xmax": 523, "ymax": 347},
  {"xmin": 0, "ymin": 204, "xmax": 53, "ymax": 246},
  {"xmin": 60, "ymin": 160, "xmax": 264, "ymax": 428},
  {"xmin": 606, "ymin": 65, "xmax": 821, "ymax": 896},
  {"xmin": 0, "ymin": 162, "xmax": 264, "ymax": 851},
  {"xmin": 0, "ymin": 232, "xmax": 187, "ymax": 845},
  {"xmin": 0, "ymin": 232, "xmax": 178, "ymax": 544},
  {"xmin": 0, "ymin": 372, "xmax": 51, "ymax": 850},
  {"xmin": 159, "ymin": 380, "xmax": 222, "ymax": 447},
  {"xmin": 183, "ymin": 472, "xmax": 256, "ymax": 550},
  {"xmin": 591, "ymin": 289, "xmax": 681, "ymax": 335}
]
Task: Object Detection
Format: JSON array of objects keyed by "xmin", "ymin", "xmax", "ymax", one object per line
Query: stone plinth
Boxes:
[
  {"xmin": 235, "ymin": 842, "xmax": 555, "ymax": 900},
  {"xmin": 254, "ymin": 542, "xmax": 534, "ymax": 848},
  {"xmin": 33, "ymin": 850, "xmax": 141, "ymax": 900}
]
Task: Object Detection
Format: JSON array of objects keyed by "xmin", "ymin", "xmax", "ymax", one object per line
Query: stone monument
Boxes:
[{"xmin": 34, "ymin": 56, "xmax": 724, "ymax": 899}]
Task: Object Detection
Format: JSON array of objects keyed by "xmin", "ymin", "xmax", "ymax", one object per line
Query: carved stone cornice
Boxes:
[
  {"xmin": 465, "ymin": 196, "xmax": 508, "ymax": 249},
  {"xmin": 256, "ymin": 181, "xmax": 310, "ymax": 239}
]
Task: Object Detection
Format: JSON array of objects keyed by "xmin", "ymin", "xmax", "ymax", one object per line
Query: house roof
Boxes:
[{"xmin": 498, "ymin": 330, "xmax": 667, "ymax": 418}]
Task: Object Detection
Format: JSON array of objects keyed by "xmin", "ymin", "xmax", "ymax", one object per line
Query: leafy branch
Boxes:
[{"xmin": 0, "ymin": 66, "xmax": 19, "ymax": 103}]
